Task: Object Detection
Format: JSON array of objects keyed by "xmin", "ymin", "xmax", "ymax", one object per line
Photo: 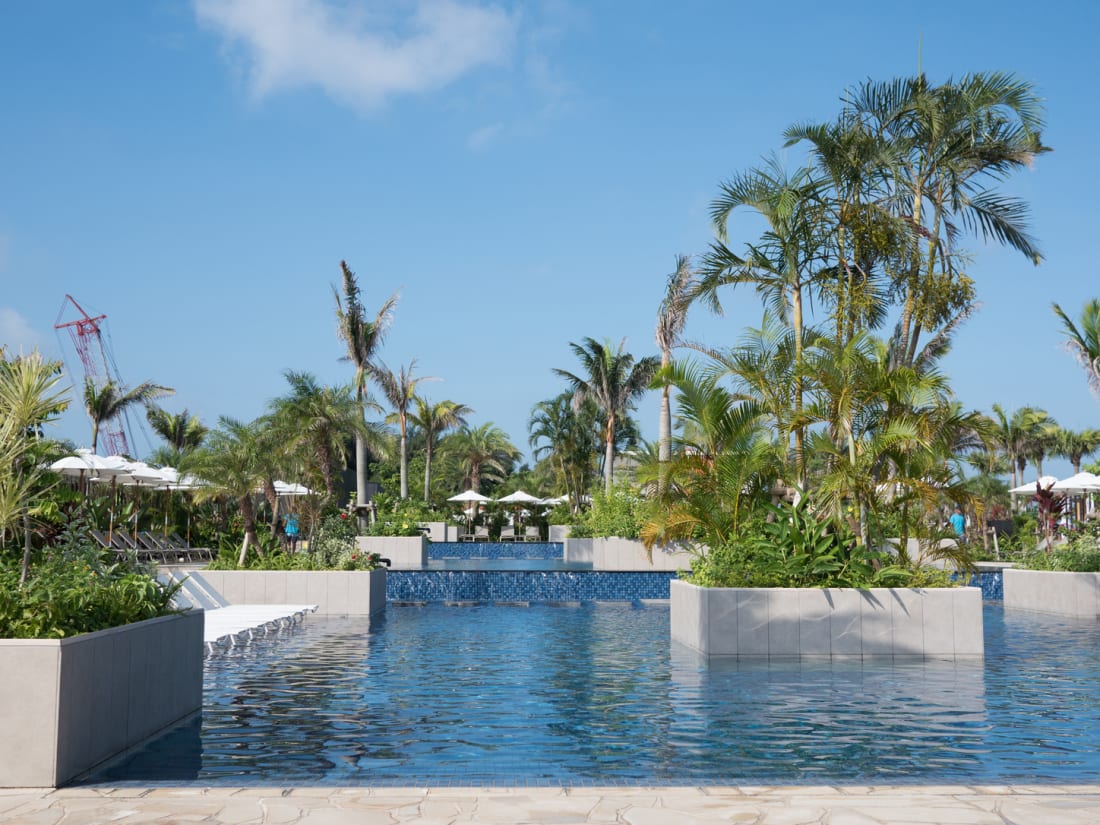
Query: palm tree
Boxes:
[
  {"xmin": 146, "ymin": 407, "xmax": 207, "ymax": 465},
  {"xmin": 408, "ymin": 397, "xmax": 471, "ymax": 504},
  {"xmin": 553, "ymin": 337, "xmax": 659, "ymax": 494},
  {"xmin": 0, "ymin": 350, "xmax": 69, "ymax": 583},
  {"xmin": 529, "ymin": 392, "xmax": 599, "ymax": 510},
  {"xmin": 654, "ymin": 254, "xmax": 694, "ymax": 485},
  {"xmin": 184, "ymin": 417, "xmax": 275, "ymax": 566},
  {"xmin": 1053, "ymin": 427, "xmax": 1100, "ymax": 475},
  {"xmin": 990, "ymin": 405, "xmax": 1049, "ymax": 490},
  {"xmin": 851, "ymin": 73, "xmax": 1048, "ymax": 366},
  {"xmin": 333, "ymin": 260, "xmax": 399, "ymax": 511},
  {"xmin": 446, "ymin": 423, "xmax": 519, "ymax": 493},
  {"xmin": 83, "ymin": 379, "xmax": 173, "ymax": 454},
  {"xmin": 268, "ymin": 371, "xmax": 369, "ymax": 498},
  {"xmin": 373, "ymin": 360, "xmax": 438, "ymax": 499},
  {"xmin": 1053, "ymin": 299, "xmax": 1100, "ymax": 394}
]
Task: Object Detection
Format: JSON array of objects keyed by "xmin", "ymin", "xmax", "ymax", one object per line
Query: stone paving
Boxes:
[{"xmin": 1, "ymin": 785, "xmax": 1099, "ymax": 824}]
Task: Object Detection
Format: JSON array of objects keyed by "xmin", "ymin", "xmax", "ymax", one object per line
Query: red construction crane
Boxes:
[{"xmin": 54, "ymin": 294, "xmax": 133, "ymax": 456}]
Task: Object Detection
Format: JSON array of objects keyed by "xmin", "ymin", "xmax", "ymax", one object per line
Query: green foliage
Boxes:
[
  {"xmin": 208, "ymin": 511, "xmax": 382, "ymax": 571},
  {"xmin": 686, "ymin": 500, "xmax": 954, "ymax": 589},
  {"xmin": 366, "ymin": 494, "xmax": 434, "ymax": 536},
  {"xmin": 571, "ymin": 486, "xmax": 644, "ymax": 539},
  {"xmin": 1020, "ymin": 529, "xmax": 1100, "ymax": 572},
  {"xmin": 0, "ymin": 513, "xmax": 179, "ymax": 638},
  {"xmin": 544, "ymin": 503, "xmax": 574, "ymax": 525}
]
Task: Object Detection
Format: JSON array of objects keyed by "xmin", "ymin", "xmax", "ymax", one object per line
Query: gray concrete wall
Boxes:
[
  {"xmin": 593, "ymin": 537, "xmax": 694, "ymax": 571},
  {"xmin": 357, "ymin": 536, "xmax": 428, "ymax": 570},
  {"xmin": 1003, "ymin": 568, "xmax": 1100, "ymax": 617},
  {"xmin": 548, "ymin": 525, "xmax": 572, "ymax": 542},
  {"xmin": 0, "ymin": 611, "xmax": 203, "ymax": 788},
  {"xmin": 563, "ymin": 537, "xmax": 593, "ymax": 564},
  {"xmin": 670, "ymin": 579, "xmax": 984, "ymax": 659},
  {"xmin": 195, "ymin": 569, "xmax": 387, "ymax": 616},
  {"xmin": 417, "ymin": 522, "xmax": 461, "ymax": 542}
]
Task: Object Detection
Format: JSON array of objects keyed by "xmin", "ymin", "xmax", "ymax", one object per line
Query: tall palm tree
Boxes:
[
  {"xmin": 1053, "ymin": 427, "xmax": 1100, "ymax": 475},
  {"xmin": 146, "ymin": 407, "xmax": 207, "ymax": 465},
  {"xmin": 654, "ymin": 254, "xmax": 694, "ymax": 485},
  {"xmin": 185, "ymin": 417, "xmax": 275, "ymax": 566},
  {"xmin": 446, "ymin": 422, "xmax": 519, "ymax": 493},
  {"xmin": 529, "ymin": 392, "xmax": 599, "ymax": 510},
  {"xmin": 83, "ymin": 379, "xmax": 173, "ymax": 454},
  {"xmin": 554, "ymin": 337, "xmax": 659, "ymax": 494},
  {"xmin": 851, "ymin": 72, "xmax": 1048, "ymax": 366},
  {"xmin": 268, "ymin": 371, "xmax": 369, "ymax": 498},
  {"xmin": 333, "ymin": 260, "xmax": 399, "ymax": 511},
  {"xmin": 990, "ymin": 405, "xmax": 1050, "ymax": 490},
  {"xmin": 408, "ymin": 397, "xmax": 471, "ymax": 504},
  {"xmin": 373, "ymin": 360, "xmax": 438, "ymax": 499},
  {"xmin": 1053, "ymin": 299, "xmax": 1100, "ymax": 394}
]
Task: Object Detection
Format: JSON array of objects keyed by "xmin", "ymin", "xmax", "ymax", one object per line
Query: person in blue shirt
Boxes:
[
  {"xmin": 285, "ymin": 513, "xmax": 300, "ymax": 551},
  {"xmin": 949, "ymin": 506, "xmax": 966, "ymax": 543}
]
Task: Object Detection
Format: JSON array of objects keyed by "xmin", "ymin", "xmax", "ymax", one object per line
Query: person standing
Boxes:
[
  {"xmin": 285, "ymin": 513, "xmax": 300, "ymax": 551},
  {"xmin": 949, "ymin": 506, "xmax": 966, "ymax": 544}
]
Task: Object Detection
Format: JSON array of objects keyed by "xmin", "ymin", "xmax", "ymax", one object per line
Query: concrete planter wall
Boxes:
[
  {"xmin": 195, "ymin": 569, "xmax": 387, "ymax": 616},
  {"xmin": 357, "ymin": 535, "xmax": 428, "ymax": 570},
  {"xmin": 417, "ymin": 521, "xmax": 462, "ymax": 542},
  {"xmin": 670, "ymin": 579, "xmax": 984, "ymax": 659},
  {"xmin": 548, "ymin": 525, "xmax": 572, "ymax": 542},
  {"xmin": 0, "ymin": 611, "xmax": 204, "ymax": 788},
  {"xmin": 565, "ymin": 537, "xmax": 694, "ymax": 571},
  {"xmin": 1003, "ymin": 568, "xmax": 1100, "ymax": 617}
]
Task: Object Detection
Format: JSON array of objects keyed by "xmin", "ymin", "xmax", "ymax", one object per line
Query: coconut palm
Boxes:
[
  {"xmin": 445, "ymin": 423, "xmax": 520, "ymax": 493},
  {"xmin": 654, "ymin": 255, "xmax": 694, "ymax": 483},
  {"xmin": 83, "ymin": 379, "xmax": 173, "ymax": 454},
  {"xmin": 553, "ymin": 337, "xmax": 659, "ymax": 494},
  {"xmin": 333, "ymin": 260, "xmax": 399, "ymax": 511},
  {"xmin": 268, "ymin": 371, "xmax": 371, "ymax": 498},
  {"xmin": 146, "ymin": 407, "xmax": 207, "ymax": 465},
  {"xmin": 408, "ymin": 397, "xmax": 472, "ymax": 504},
  {"xmin": 529, "ymin": 392, "xmax": 599, "ymax": 510},
  {"xmin": 1052, "ymin": 299, "xmax": 1100, "ymax": 394},
  {"xmin": 1053, "ymin": 427, "xmax": 1100, "ymax": 475},
  {"xmin": 990, "ymin": 405, "xmax": 1050, "ymax": 490},
  {"xmin": 373, "ymin": 360, "xmax": 439, "ymax": 499}
]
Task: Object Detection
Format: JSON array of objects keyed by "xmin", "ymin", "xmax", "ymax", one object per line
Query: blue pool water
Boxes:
[{"xmin": 80, "ymin": 603, "xmax": 1100, "ymax": 787}]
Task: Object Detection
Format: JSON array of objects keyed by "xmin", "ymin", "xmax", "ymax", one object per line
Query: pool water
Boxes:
[{"xmin": 81, "ymin": 603, "xmax": 1100, "ymax": 786}]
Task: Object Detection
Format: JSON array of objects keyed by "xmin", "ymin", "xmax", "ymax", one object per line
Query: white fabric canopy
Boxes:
[
  {"xmin": 1009, "ymin": 476, "xmax": 1060, "ymax": 496},
  {"xmin": 447, "ymin": 490, "xmax": 492, "ymax": 503}
]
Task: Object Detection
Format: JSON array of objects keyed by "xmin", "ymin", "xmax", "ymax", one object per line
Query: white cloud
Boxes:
[
  {"xmin": 194, "ymin": 0, "xmax": 518, "ymax": 111},
  {"xmin": 0, "ymin": 307, "xmax": 43, "ymax": 354}
]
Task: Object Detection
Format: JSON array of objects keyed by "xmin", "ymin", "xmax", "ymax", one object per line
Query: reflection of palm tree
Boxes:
[
  {"xmin": 408, "ymin": 397, "xmax": 471, "ymax": 504},
  {"xmin": 374, "ymin": 360, "xmax": 438, "ymax": 499},
  {"xmin": 334, "ymin": 260, "xmax": 399, "ymax": 510},
  {"xmin": 554, "ymin": 337, "xmax": 658, "ymax": 494},
  {"xmin": 146, "ymin": 407, "xmax": 207, "ymax": 465},
  {"xmin": 1053, "ymin": 299, "xmax": 1100, "ymax": 394},
  {"xmin": 84, "ymin": 378, "xmax": 173, "ymax": 454},
  {"xmin": 446, "ymin": 423, "xmax": 519, "ymax": 493}
]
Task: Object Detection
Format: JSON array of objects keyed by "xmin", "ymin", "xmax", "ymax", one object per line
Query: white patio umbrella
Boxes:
[
  {"xmin": 495, "ymin": 490, "xmax": 542, "ymax": 527},
  {"xmin": 274, "ymin": 480, "xmax": 314, "ymax": 496},
  {"xmin": 447, "ymin": 490, "xmax": 492, "ymax": 503},
  {"xmin": 1052, "ymin": 472, "xmax": 1100, "ymax": 493},
  {"xmin": 1009, "ymin": 476, "xmax": 1060, "ymax": 496}
]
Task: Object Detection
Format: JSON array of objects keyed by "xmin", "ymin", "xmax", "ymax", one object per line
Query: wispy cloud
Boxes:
[
  {"xmin": 194, "ymin": 0, "xmax": 518, "ymax": 111},
  {"xmin": 0, "ymin": 307, "xmax": 44, "ymax": 354}
]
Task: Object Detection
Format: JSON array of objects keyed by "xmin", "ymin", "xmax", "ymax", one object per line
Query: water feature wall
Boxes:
[
  {"xmin": 428, "ymin": 541, "xmax": 564, "ymax": 560},
  {"xmin": 387, "ymin": 570, "xmax": 677, "ymax": 602}
]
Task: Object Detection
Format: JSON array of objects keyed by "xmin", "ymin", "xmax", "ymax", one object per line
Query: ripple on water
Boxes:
[{"xmin": 80, "ymin": 602, "xmax": 1100, "ymax": 786}]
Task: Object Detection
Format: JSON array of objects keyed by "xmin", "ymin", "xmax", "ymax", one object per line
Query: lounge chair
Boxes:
[
  {"xmin": 473, "ymin": 525, "xmax": 490, "ymax": 542},
  {"xmin": 459, "ymin": 529, "xmax": 475, "ymax": 542},
  {"xmin": 499, "ymin": 526, "xmax": 516, "ymax": 542},
  {"xmin": 523, "ymin": 526, "xmax": 541, "ymax": 542},
  {"xmin": 170, "ymin": 531, "xmax": 215, "ymax": 562}
]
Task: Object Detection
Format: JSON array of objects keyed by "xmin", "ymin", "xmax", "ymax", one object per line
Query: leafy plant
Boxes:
[
  {"xmin": 571, "ymin": 485, "xmax": 644, "ymax": 539},
  {"xmin": 365, "ymin": 494, "xmax": 433, "ymax": 537}
]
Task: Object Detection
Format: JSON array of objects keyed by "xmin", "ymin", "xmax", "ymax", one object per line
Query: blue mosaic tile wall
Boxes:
[
  {"xmin": 428, "ymin": 541, "xmax": 564, "ymax": 560},
  {"xmin": 965, "ymin": 570, "xmax": 1003, "ymax": 600},
  {"xmin": 387, "ymin": 570, "xmax": 677, "ymax": 602}
]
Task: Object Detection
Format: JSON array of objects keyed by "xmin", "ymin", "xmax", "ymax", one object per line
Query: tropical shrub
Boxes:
[
  {"xmin": 0, "ymin": 514, "xmax": 179, "ymax": 638},
  {"xmin": 570, "ymin": 486, "xmax": 645, "ymax": 539},
  {"xmin": 208, "ymin": 511, "xmax": 383, "ymax": 570},
  {"xmin": 1020, "ymin": 529, "xmax": 1100, "ymax": 573},
  {"xmin": 365, "ymin": 494, "xmax": 434, "ymax": 537}
]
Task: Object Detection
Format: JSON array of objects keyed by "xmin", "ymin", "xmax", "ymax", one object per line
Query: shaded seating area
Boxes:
[
  {"xmin": 461, "ymin": 525, "xmax": 490, "ymax": 542},
  {"xmin": 498, "ymin": 526, "xmax": 516, "ymax": 542},
  {"xmin": 90, "ymin": 529, "xmax": 213, "ymax": 564},
  {"xmin": 524, "ymin": 526, "xmax": 541, "ymax": 542}
]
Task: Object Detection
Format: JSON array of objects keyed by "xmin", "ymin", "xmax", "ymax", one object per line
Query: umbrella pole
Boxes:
[{"xmin": 107, "ymin": 476, "xmax": 117, "ymax": 544}]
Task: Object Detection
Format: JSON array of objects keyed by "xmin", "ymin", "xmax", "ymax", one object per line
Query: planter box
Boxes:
[
  {"xmin": 1003, "ymin": 568, "xmax": 1100, "ymax": 617},
  {"xmin": 549, "ymin": 525, "xmax": 572, "ymax": 542},
  {"xmin": 0, "ymin": 611, "xmax": 204, "ymax": 788},
  {"xmin": 417, "ymin": 521, "xmax": 462, "ymax": 542},
  {"xmin": 563, "ymin": 537, "xmax": 593, "ymax": 564},
  {"xmin": 357, "ymin": 535, "xmax": 428, "ymax": 570},
  {"xmin": 564, "ymin": 537, "xmax": 694, "ymax": 571},
  {"xmin": 195, "ymin": 569, "xmax": 387, "ymax": 616},
  {"xmin": 670, "ymin": 579, "xmax": 983, "ymax": 659}
]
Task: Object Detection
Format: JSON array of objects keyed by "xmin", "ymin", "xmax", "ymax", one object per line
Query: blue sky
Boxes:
[{"xmin": 1, "ymin": 1, "xmax": 1097, "ymax": 479}]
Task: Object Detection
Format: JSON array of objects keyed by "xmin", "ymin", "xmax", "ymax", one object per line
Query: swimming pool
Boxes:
[{"xmin": 80, "ymin": 602, "xmax": 1100, "ymax": 786}]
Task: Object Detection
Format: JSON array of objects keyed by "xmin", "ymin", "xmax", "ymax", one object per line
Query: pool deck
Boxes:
[{"xmin": 2, "ymin": 785, "xmax": 1099, "ymax": 824}]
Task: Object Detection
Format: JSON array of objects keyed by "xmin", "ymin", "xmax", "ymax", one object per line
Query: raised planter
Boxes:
[
  {"xmin": 0, "ymin": 611, "xmax": 204, "ymax": 788},
  {"xmin": 1003, "ymin": 568, "xmax": 1100, "ymax": 617},
  {"xmin": 357, "ymin": 535, "xmax": 428, "ymax": 570},
  {"xmin": 670, "ymin": 579, "xmax": 983, "ymax": 659},
  {"xmin": 195, "ymin": 569, "xmax": 387, "ymax": 616},
  {"xmin": 564, "ymin": 537, "xmax": 694, "ymax": 571},
  {"xmin": 548, "ymin": 525, "xmax": 572, "ymax": 542}
]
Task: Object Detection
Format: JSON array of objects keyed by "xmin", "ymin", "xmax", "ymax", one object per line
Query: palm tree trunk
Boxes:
[
  {"xmin": 399, "ymin": 421, "xmax": 408, "ymax": 500},
  {"xmin": 604, "ymin": 415, "xmax": 616, "ymax": 494},
  {"xmin": 658, "ymin": 353, "xmax": 671, "ymax": 494},
  {"xmin": 423, "ymin": 444, "xmax": 433, "ymax": 504},
  {"xmin": 792, "ymin": 286, "xmax": 806, "ymax": 489}
]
